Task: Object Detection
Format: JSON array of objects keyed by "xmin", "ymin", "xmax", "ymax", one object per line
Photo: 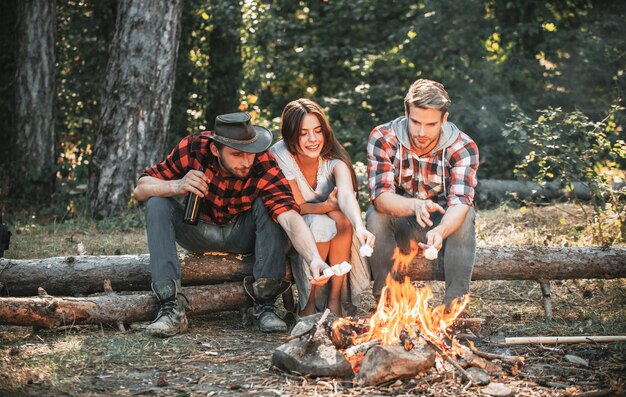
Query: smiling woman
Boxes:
[{"xmin": 270, "ymin": 98, "xmax": 375, "ymax": 317}]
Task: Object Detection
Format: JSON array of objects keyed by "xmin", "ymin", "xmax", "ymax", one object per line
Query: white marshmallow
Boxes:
[
  {"xmin": 331, "ymin": 261, "xmax": 352, "ymax": 276},
  {"xmin": 424, "ymin": 246, "xmax": 438, "ymax": 260},
  {"xmin": 359, "ymin": 244, "xmax": 373, "ymax": 257}
]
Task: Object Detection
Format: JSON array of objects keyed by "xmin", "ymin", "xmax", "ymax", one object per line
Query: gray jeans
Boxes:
[
  {"xmin": 145, "ymin": 197, "xmax": 287, "ymax": 283},
  {"xmin": 366, "ymin": 204, "xmax": 476, "ymax": 306}
]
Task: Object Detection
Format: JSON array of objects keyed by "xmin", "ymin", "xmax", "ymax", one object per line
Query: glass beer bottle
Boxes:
[{"xmin": 183, "ymin": 166, "xmax": 204, "ymax": 225}]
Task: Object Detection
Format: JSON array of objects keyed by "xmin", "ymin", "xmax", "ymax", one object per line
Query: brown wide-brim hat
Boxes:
[{"xmin": 209, "ymin": 112, "xmax": 272, "ymax": 154}]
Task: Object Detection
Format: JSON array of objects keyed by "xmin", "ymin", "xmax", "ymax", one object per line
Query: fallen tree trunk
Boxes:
[
  {"xmin": 0, "ymin": 282, "xmax": 247, "ymax": 328},
  {"xmin": 403, "ymin": 246, "xmax": 626, "ymax": 281},
  {"xmin": 0, "ymin": 252, "xmax": 253, "ymax": 296},
  {"xmin": 1, "ymin": 247, "xmax": 624, "ymax": 297},
  {"xmin": 352, "ymin": 177, "xmax": 626, "ymax": 205},
  {"xmin": 475, "ymin": 179, "xmax": 626, "ymax": 205}
]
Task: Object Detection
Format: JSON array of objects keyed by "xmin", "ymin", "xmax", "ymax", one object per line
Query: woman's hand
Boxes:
[
  {"xmin": 356, "ymin": 226, "xmax": 375, "ymax": 249},
  {"xmin": 308, "ymin": 257, "xmax": 331, "ymax": 286}
]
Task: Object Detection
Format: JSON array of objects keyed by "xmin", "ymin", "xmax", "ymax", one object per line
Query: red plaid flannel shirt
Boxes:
[
  {"xmin": 140, "ymin": 132, "xmax": 298, "ymax": 225},
  {"xmin": 367, "ymin": 120, "xmax": 479, "ymax": 207}
]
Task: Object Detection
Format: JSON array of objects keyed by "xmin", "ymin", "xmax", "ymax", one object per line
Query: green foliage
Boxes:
[
  {"xmin": 3, "ymin": 0, "xmax": 625, "ymax": 214},
  {"xmin": 505, "ymin": 105, "xmax": 626, "ymax": 243},
  {"xmin": 55, "ymin": 0, "xmax": 115, "ymax": 188}
]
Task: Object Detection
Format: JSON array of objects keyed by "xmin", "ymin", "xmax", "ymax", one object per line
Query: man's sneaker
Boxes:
[
  {"xmin": 253, "ymin": 303, "xmax": 288, "ymax": 333},
  {"xmin": 145, "ymin": 279, "xmax": 188, "ymax": 337}
]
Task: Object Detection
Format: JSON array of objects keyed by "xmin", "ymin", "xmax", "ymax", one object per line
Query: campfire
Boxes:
[
  {"xmin": 331, "ymin": 242, "xmax": 468, "ymax": 349},
  {"xmin": 272, "ymin": 244, "xmax": 524, "ymax": 389}
]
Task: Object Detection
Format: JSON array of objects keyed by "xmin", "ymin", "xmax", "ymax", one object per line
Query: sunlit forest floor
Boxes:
[{"xmin": 1, "ymin": 203, "xmax": 625, "ymax": 396}]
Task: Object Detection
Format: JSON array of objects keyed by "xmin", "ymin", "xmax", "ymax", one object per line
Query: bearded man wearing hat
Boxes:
[{"xmin": 135, "ymin": 112, "xmax": 330, "ymax": 337}]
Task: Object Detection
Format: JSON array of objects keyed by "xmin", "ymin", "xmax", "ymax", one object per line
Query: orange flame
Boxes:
[{"xmin": 333, "ymin": 243, "xmax": 469, "ymax": 351}]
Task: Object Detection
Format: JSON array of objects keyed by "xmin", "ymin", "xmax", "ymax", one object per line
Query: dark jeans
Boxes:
[
  {"xmin": 145, "ymin": 197, "xmax": 287, "ymax": 283},
  {"xmin": 366, "ymin": 204, "xmax": 476, "ymax": 306}
]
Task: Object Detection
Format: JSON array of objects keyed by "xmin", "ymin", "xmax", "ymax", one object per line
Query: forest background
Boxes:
[
  {"xmin": 0, "ymin": 3, "xmax": 625, "ymax": 394},
  {"xmin": 0, "ymin": 0, "xmax": 624, "ymax": 232}
]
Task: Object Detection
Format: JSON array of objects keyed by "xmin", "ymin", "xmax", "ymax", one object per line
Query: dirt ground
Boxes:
[{"xmin": 1, "ymin": 279, "xmax": 625, "ymax": 397}]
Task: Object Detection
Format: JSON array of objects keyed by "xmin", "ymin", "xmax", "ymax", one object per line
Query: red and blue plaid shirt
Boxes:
[
  {"xmin": 141, "ymin": 132, "xmax": 298, "ymax": 225},
  {"xmin": 367, "ymin": 119, "xmax": 479, "ymax": 207}
]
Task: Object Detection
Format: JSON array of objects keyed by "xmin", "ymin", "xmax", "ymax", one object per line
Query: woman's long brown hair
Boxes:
[{"xmin": 279, "ymin": 98, "xmax": 358, "ymax": 192}]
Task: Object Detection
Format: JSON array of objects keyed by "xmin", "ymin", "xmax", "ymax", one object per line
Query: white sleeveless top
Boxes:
[{"xmin": 270, "ymin": 140, "xmax": 341, "ymax": 203}]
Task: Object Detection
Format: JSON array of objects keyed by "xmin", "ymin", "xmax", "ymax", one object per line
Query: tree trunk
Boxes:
[
  {"xmin": 475, "ymin": 179, "xmax": 626, "ymax": 205},
  {"xmin": 13, "ymin": 0, "xmax": 56, "ymax": 202},
  {"xmin": 205, "ymin": 0, "xmax": 243, "ymax": 127},
  {"xmin": 2, "ymin": 247, "xmax": 624, "ymax": 297},
  {"xmin": 403, "ymin": 246, "xmax": 626, "ymax": 281},
  {"xmin": 0, "ymin": 253, "xmax": 253, "ymax": 296},
  {"xmin": 89, "ymin": 0, "xmax": 183, "ymax": 219},
  {"xmin": 0, "ymin": 0, "xmax": 17, "ymax": 170},
  {"xmin": 0, "ymin": 282, "xmax": 247, "ymax": 328}
]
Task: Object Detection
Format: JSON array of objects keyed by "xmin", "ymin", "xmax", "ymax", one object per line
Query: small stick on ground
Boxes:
[
  {"xmin": 571, "ymin": 389, "xmax": 615, "ymax": 397},
  {"xmin": 466, "ymin": 340, "xmax": 525, "ymax": 366},
  {"xmin": 492, "ymin": 335, "xmax": 626, "ymax": 345}
]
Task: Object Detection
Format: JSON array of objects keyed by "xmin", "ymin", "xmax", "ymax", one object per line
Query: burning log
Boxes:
[
  {"xmin": 409, "ymin": 325, "xmax": 472, "ymax": 384},
  {"xmin": 343, "ymin": 339, "xmax": 381, "ymax": 358},
  {"xmin": 458, "ymin": 346, "xmax": 503, "ymax": 374},
  {"xmin": 0, "ymin": 282, "xmax": 247, "ymax": 328},
  {"xmin": 2, "ymin": 246, "xmax": 624, "ymax": 297},
  {"xmin": 329, "ymin": 317, "xmax": 370, "ymax": 349},
  {"xmin": 358, "ymin": 344, "xmax": 436, "ymax": 386}
]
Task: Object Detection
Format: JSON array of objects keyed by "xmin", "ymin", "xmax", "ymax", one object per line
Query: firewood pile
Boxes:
[
  {"xmin": 272, "ymin": 311, "xmax": 625, "ymax": 396},
  {"xmin": 272, "ymin": 310, "xmax": 527, "ymax": 391}
]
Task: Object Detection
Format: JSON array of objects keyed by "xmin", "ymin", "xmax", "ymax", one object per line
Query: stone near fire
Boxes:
[
  {"xmin": 465, "ymin": 366, "xmax": 490, "ymax": 386},
  {"xmin": 290, "ymin": 312, "xmax": 337, "ymax": 339},
  {"xmin": 358, "ymin": 344, "xmax": 436, "ymax": 386},
  {"xmin": 271, "ymin": 338, "xmax": 353, "ymax": 378}
]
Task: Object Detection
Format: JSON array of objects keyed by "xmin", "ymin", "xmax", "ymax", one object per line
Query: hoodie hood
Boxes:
[{"xmin": 390, "ymin": 115, "xmax": 461, "ymax": 155}]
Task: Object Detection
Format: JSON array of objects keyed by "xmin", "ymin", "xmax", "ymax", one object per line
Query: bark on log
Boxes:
[
  {"xmin": 475, "ymin": 179, "xmax": 626, "ymax": 205},
  {"xmin": 1, "ymin": 247, "xmax": 624, "ymax": 297},
  {"xmin": 353, "ymin": 176, "xmax": 626, "ymax": 205},
  {"xmin": 403, "ymin": 246, "xmax": 626, "ymax": 281},
  {"xmin": 0, "ymin": 252, "xmax": 253, "ymax": 296},
  {"xmin": 0, "ymin": 282, "xmax": 247, "ymax": 328}
]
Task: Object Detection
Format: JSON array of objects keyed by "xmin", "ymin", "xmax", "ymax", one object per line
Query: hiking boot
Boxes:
[
  {"xmin": 145, "ymin": 279, "xmax": 188, "ymax": 337},
  {"xmin": 253, "ymin": 303, "xmax": 288, "ymax": 333},
  {"xmin": 243, "ymin": 277, "xmax": 291, "ymax": 333}
]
